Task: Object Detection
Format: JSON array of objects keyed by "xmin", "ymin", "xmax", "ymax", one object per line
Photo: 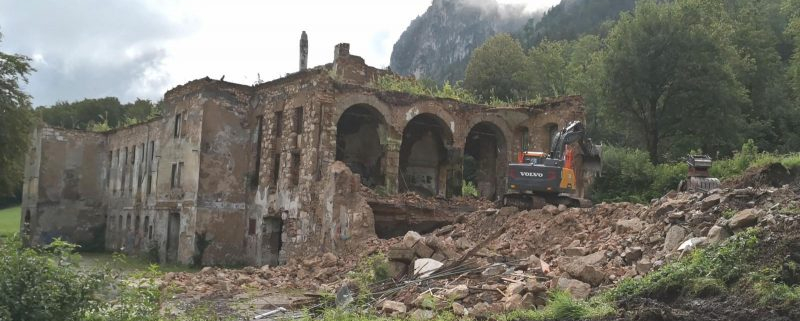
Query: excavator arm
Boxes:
[{"xmin": 549, "ymin": 121, "xmax": 602, "ymax": 176}]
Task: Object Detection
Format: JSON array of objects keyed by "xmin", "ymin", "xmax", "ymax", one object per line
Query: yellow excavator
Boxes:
[{"xmin": 503, "ymin": 121, "xmax": 602, "ymax": 209}]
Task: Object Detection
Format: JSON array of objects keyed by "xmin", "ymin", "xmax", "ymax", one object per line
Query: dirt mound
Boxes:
[{"xmin": 723, "ymin": 163, "xmax": 793, "ymax": 189}]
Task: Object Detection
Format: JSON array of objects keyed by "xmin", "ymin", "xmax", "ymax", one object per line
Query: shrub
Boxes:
[
  {"xmin": 0, "ymin": 237, "xmax": 102, "ymax": 321},
  {"xmin": 591, "ymin": 141, "xmax": 800, "ymax": 204},
  {"xmin": 462, "ymin": 180, "xmax": 479, "ymax": 197}
]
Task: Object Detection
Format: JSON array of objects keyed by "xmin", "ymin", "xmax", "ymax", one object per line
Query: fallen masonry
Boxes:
[{"xmin": 160, "ymin": 164, "xmax": 800, "ymax": 318}]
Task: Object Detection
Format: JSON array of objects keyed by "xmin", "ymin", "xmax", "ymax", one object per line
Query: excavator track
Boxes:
[
  {"xmin": 503, "ymin": 194, "xmax": 592, "ymax": 210},
  {"xmin": 679, "ymin": 177, "xmax": 721, "ymax": 192}
]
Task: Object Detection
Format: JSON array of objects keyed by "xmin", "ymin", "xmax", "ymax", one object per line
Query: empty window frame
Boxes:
[
  {"xmin": 293, "ymin": 107, "xmax": 303, "ymax": 134},
  {"xmin": 254, "ymin": 116, "xmax": 264, "ymax": 187},
  {"xmin": 174, "ymin": 113, "xmax": 182, "ymax": 138},
  {"xmin": 273, "ymin": 111, "xmax": 283, "ymax": 138},
  {"xmin": 170, "ymin": 163, "xmax": 178, "ymax": 188},
  {"xmin": 271, "ymin": 153, "xmax": 281, "ymax": 187},
  {"xmin": 291, "ymin": 152, "xmax": 300, "ymax": 187}
]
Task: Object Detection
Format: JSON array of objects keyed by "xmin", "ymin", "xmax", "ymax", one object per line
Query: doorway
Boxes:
[
  {"xmin": 167, "ymin": 212, "xmax": 180, "ymax": 263},
  {"xmin": 261, "ymin": 217, "xmax": 282, "ymax": 266}
]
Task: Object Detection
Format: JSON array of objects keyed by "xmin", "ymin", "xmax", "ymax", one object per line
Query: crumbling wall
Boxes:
[
  {"xmin": 20, "ymin": 44, "xmax": 590, "ymax": 268},
  {"xmin": 22, "ymin": 126, "xmax": 107, "ymax": 250},
  {"xmin": 195, "ymin": 81, "xmax": 252, "ymax": 266},
  {"xmin": 317, "ymin": 161, "xmax": 376, "ymax": 253}
]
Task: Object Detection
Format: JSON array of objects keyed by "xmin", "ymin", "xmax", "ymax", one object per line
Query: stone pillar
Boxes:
[
  {"xmin": 445, "ymin": 147, "xmax": 464, "ymax": 198},
  {"xmin": 299, "ymin": 31, "xmax": 308, "ymax": 71},
  {"xmin": 383, "ymin": 139, "xmax": 401, "ymax": 194}
]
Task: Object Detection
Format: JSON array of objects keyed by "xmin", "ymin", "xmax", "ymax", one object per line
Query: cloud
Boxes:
[
  {"xmin": 0, "ymin": 0, "xmax": 561, "ymax": 107},
  {"xmin": 0, "ymin": 0, "xmax": 187, "ymax": 106}
]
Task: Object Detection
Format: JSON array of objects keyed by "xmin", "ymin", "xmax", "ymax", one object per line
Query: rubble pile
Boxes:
[
  {"xmin": 370, "ymin": 182, "xmax": 799, "ymax": 317},
  {"xmin": 164, "ymin": 238, "xmax": 389, "ymax": 298},
  {"xmin": 161, "ymin": 164, "xmax": 799, "ymax": 318}
]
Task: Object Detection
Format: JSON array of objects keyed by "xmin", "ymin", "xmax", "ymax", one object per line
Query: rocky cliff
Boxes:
[{"xmin": 389, "ymin": 0, "xmax": 533, "ymax": 83}]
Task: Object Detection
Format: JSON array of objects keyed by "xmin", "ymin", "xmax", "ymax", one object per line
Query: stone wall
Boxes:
[{"xmin": 21, "ymin": 127, "xmax": 107, "ymax": 250}]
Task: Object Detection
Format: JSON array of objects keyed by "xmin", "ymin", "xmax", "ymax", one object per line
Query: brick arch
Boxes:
[
  {"xmin": 463, "ymin": 115, "xmax": 513, "ymax": 151},
  {"xmin": 399, "ymin": 112, "xmax": 455, "ymax": 197},
  {"xmin": 397, "ymin": 104, "xmax": 457, "ymax": 145},
  {"xmin": 332, "ymin": 93, "xmax": 397, "ymax": 135}
]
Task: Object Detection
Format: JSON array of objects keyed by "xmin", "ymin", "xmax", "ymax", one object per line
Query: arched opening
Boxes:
[
  {"xmin": 399, "ymin": 113, "xmax": 453, "ymax": 196},
  {"xmin": 544, "ymin": 123, "xmax": 559, "ymax": 153},
  {"xmin": 464, "ymin": 122, "xmax": 507, "ymax": 200},
  {"xmin": 336, "ymin": 104, "xmax": 388, "ymax": 188}
]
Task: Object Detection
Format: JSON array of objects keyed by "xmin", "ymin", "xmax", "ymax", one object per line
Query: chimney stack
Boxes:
[
  {"xmin": 334, "ymin": 43, "xmax": 350, "ymax": 61},
  {"xmin": 299, "ymin": 31, "xmax": 308, "ymax": 71}
]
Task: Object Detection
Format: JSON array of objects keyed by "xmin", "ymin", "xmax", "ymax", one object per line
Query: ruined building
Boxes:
[{"xmin": 20, "ymin": 39, "xmax": 588, "ymax": 266}]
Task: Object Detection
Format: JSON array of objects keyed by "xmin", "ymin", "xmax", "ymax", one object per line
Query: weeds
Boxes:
[
  {"xmin": 609, "ymin": 228, "xmax": 760, "ymax": 301},
  {"xmin": 498, "ymin": 290, "xmax": 615, "ymax": 321},
  {"xmin": 722, "ymin": 209, "xmax": 736, "ymax": 219},
  {"xmin": 462, "ymin": 180, "xmax": 479, "ymax": 197}
]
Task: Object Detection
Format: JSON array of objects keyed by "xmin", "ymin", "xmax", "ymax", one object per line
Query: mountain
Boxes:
[
  {"xmin": 389, "ymin": 0, "xmax": 533, "ymax": 83},
  {"xmin": 518, "ymin": 0, "xmax": 636, "ymax": 48}
]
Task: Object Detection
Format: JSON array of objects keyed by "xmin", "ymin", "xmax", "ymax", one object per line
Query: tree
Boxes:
[
  {"xmin": 600, "ymin": 0, "xmax": 748, "ymax": 163},
  {"xmin": 525, "ymin": 39, "xmax": 571, "ymax": 97},
  {"xmin": 38, "ymin": 97, "xmax": 162, "ymax": 131},
  {"xmin": 464, "ymin": 34, "xmax": 529, "ymax": 101},
  {"xmin": 0, "ymin": 31, "xmax": 34, "ymax": 197}
]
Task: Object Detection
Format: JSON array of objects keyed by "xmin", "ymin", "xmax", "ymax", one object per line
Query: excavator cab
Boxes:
[{"xmin": 518, "ymin": 151, "xmax": 547, "ymax": 164}]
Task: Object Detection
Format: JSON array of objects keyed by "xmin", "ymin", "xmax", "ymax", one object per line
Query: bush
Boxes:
[
  {"xmin": 0, "ymin": 237, "xmax": 102, "ymax": 321},
  {"xmin": 591, "ymin": 141, "xmax": 800, "ymax": 204},
  {"xmin": 462, "ymin": 180, "xmax": 479, "ymax": 197}
]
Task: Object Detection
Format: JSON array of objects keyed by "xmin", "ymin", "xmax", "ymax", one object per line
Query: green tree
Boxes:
[
  {"xmin": 464, "ymin": 34, "xmax": 529, "ymax": 101},
  {"xmin": 726, "ymin": 0, "xmax": 800, "ymax": 153},
  {"xmin": 0, "ymin": 32, "xmax": 34, "ymax": 197},
  {"xmin": 525, "ymin": 39, "xmax": 571, "ymax": 97},
  {"xmin": 38, "ymin": 97, "xmax": 161, "ymax": 131},
  {"xmin": 600, "ymin": 0, "xmax": 748, "ymax": 163}
]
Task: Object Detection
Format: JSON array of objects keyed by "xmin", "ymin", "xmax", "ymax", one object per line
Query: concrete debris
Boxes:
[
  {"xmin": 678, "ymin": 237, "xmax": 707, "ymax": 252},
  {"xmin": 664, "ymin": 225, "xmax": 687, "ymax": 251},
  {"xmin": 557, "ymin": 277, "xmax": 592, "ymax": 299},
  {"xmin": 380, "ymin": 300, "xmax": 407, "ymax": 314},
  {"xmin": 160, "ymin": 179, "xmax": 800, "ymax": 318},
  {"xmin": 728, "ymin": 209, "xmax": 761, "ymax": 230},
  {"xmin": 413, "ymin": 258, "xmax": 443, "ymax": 278},
  {"xmin": 706, "ymin": 225, "xmax": 731, "ymax": 244}
]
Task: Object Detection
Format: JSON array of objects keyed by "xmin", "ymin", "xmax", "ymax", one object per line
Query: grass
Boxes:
[
  {"xmin": 80, "ymin": 252, "xmax": 199, "ymax": 274},
  {"xmin": 0, "ymin": 205, "xmax": 21, "ymax": 239},
  {"xmin": 497, "ymin": 291, "xmax": 616, "ymax": 321}
]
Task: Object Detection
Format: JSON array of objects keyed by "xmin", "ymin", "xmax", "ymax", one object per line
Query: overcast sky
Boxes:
[{"xmin": 0, "ymin": 0, "xmax": 560, "ymax": 106}]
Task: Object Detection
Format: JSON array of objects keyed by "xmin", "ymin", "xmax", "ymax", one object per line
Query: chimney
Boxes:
[
  {"xmin": 334, "ymin": 43, "xmax": 350, "ymax": 61},
  {"xmin": 299, "ymin": 31, "xmax": 308, "ymax": 71}
]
